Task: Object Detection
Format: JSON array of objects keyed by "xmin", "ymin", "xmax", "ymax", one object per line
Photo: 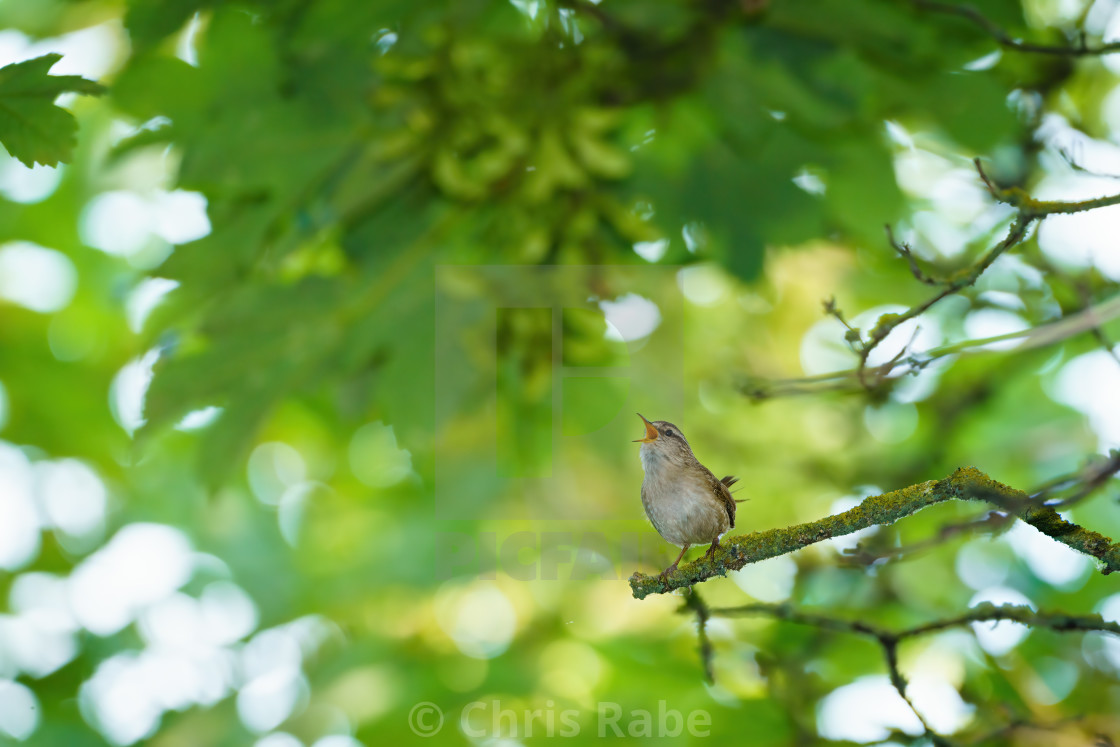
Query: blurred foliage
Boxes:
[{"xmin": 1, "ymin": 0, "xmax": 1120, "ymax": 746}]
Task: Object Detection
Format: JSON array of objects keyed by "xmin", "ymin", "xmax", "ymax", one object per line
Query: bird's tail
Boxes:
[{"xmin": 722, "ymin": 475, "xmax": 748, "ymax": 502}]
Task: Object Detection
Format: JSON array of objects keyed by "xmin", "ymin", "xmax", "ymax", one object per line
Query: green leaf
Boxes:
[{"xmin": 0, "ymin": 54, "xmax": 105, "ymax": 167}]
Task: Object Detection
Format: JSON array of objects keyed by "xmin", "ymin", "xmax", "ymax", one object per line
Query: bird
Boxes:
[{"xmin": 634, "ymin": 413, "xmax": 740, "ymax": 580}]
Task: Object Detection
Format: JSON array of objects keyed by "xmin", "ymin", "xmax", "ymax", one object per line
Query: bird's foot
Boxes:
[
  {"xmin": 658, "ymin": 561, "xmax": 680, "ymax": 585},
  {"xmin": 703, "ymin": 539, "xmax": 721, "ymax": 560},
  {"xmin": 657, "ymin": 544, "xmax": 691, "ymax": 585}
]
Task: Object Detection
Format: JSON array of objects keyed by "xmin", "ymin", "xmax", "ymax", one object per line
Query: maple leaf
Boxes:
[{"xmin": 0, "ymin": 53, "xmax": 105, "ymax": 168}]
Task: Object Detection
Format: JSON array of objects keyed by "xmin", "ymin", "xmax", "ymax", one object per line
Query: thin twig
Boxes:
[
  {"xmin": 740, "ymin": 292, "xmax": 1120, "ymax": 400},
  {"xmin": 1056, "ymin": 144, "xmax": 1120, "ymax": 180},
  {"xmin": 841, "ymin": 159, "xmax": 1120, "ymax": 385},
  {"xmin": 822, "ymin": 297, "xmax": 862, "ymax": 349},
  {"xmin": 911, "ymin": 0, "xmax": 1120, "ymax": 56},
  {"xmin": 857, "ymin": 213, "xmax": 1033, "ymax": 370},
  {"xmin": 879, "ymin": 633, "xmax": 939, "ymax": 741},
  {"xmin": 840, "ymin": 510, "xmax": 1014, "ymax": 567},
  {"xmin": 681, "ymin": 589, "xmax": 715, "ymax": 683},
  {"xmin": 1067, "ymin": 270, "xmax": 1120, "ymax": 371},
  {"xmin": 976, "ymin": 157, "xmax": 1120, "ymax": 214},
  {"xmin": 1036, "ymin": 450, "xmax": 1120, "ymax": 509},
  {"xmin": 886, "ymin": 224, "xmax": 947, "ymax": 286}
]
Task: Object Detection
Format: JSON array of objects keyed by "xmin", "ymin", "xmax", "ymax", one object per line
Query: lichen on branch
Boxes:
[{"xmin": 629, "ymin": 466, "xmax": 1120, "ymax": 598}]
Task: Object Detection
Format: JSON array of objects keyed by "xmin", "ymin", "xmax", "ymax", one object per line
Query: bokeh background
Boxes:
[{"xmin": 2, "ymin": 0, "xmax": 1120, "ymax": 744}]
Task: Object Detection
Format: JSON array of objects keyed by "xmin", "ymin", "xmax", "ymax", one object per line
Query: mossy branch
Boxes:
[{"xmin": 629, "ymin": 466, "xmax": 1120, "ymax": 599}]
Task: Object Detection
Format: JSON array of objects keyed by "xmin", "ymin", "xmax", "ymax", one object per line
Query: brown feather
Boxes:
[{"xmin": 703, "ymin": 467, "xmax": 737, "ymax": 529}]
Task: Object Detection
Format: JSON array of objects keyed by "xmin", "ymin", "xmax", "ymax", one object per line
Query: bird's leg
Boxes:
[
  {"xmin": 660, "ymin": 544, "xmax": 690, "ymax": 581},
  {"xmin": 703, "ymin": 536, "xmax": 722, "ymax": 560}
]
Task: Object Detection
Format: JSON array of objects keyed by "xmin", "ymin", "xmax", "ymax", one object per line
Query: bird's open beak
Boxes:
[{"xmin": 633, "ymin": 413, "xmax": 659, "ymax": 443}]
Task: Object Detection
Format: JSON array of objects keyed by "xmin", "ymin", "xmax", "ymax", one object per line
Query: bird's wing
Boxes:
[{"xmin": 704, "ymin": 468, "xmax": 737, "ymax": 529}]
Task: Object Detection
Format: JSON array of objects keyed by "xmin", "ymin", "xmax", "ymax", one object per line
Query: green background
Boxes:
[{"xmin": 1, "ymin": 0, "xmax": 1120, "ymax": 744}]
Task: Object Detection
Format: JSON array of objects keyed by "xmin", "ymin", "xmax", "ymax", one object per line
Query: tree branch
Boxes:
[
  {"xmin": 715, "ymin": 602, "xmax": 1120, "ymax": 741},
  {"xmin": 1033, "ymin": 253, "xmax": 1120, "ymax": 372},
  {"xmin": 740, "ymin": 291, "xmax": 1120, "ymax": 400},
  {"xmin": 1032, "ymin": 449, "xmax": 1120, "ymax": 508},
  {"xmin": 886, "ymin": 224, "xmax": 948, "ymax": 287},
  {"xmin": 978, "ymin": 158, "xmax": 1120, "ymax": 214},
  {"xmin": 682, "ymin": 598, "xmax": 1120, "ymax": 744},
  {"xmin": 839, "ymin": 510, "xmax": 1014, "ymax": 568},
  {"xmin": 911, "ymin": 0, "xmax": 1120, "ymax": 56},
  {"xmin": 629, "ymin": 466, "xmax": 1120, "ymax": 598},
  {"xmin": 680, "ymin": 590, "xmax": 715, "ymax": 683},
  {"xmin": 740, "ymin": 154, "xmax": 1120, "ymax": 402},
  {"xmin": 830, "ymin": 159, "xmax": 1120, "ymax": 385},
  {"xmin": 709, "ymin": 600, "xmax": 1120, "ymax": 638},
  {"xmin": 856, "ymin": 212, "xmax": 1032, "ymax": 373}
]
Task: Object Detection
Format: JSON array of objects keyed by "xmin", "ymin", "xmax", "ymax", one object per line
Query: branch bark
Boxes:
[{"xmin": 629, "ymin": 466, "xmax": 1120, "ymax": 598}]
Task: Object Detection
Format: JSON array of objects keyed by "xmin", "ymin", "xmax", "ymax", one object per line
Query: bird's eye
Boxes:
[{"xmin": 665, "ymin": 430, "xmax": 676, "ymax": 438}]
